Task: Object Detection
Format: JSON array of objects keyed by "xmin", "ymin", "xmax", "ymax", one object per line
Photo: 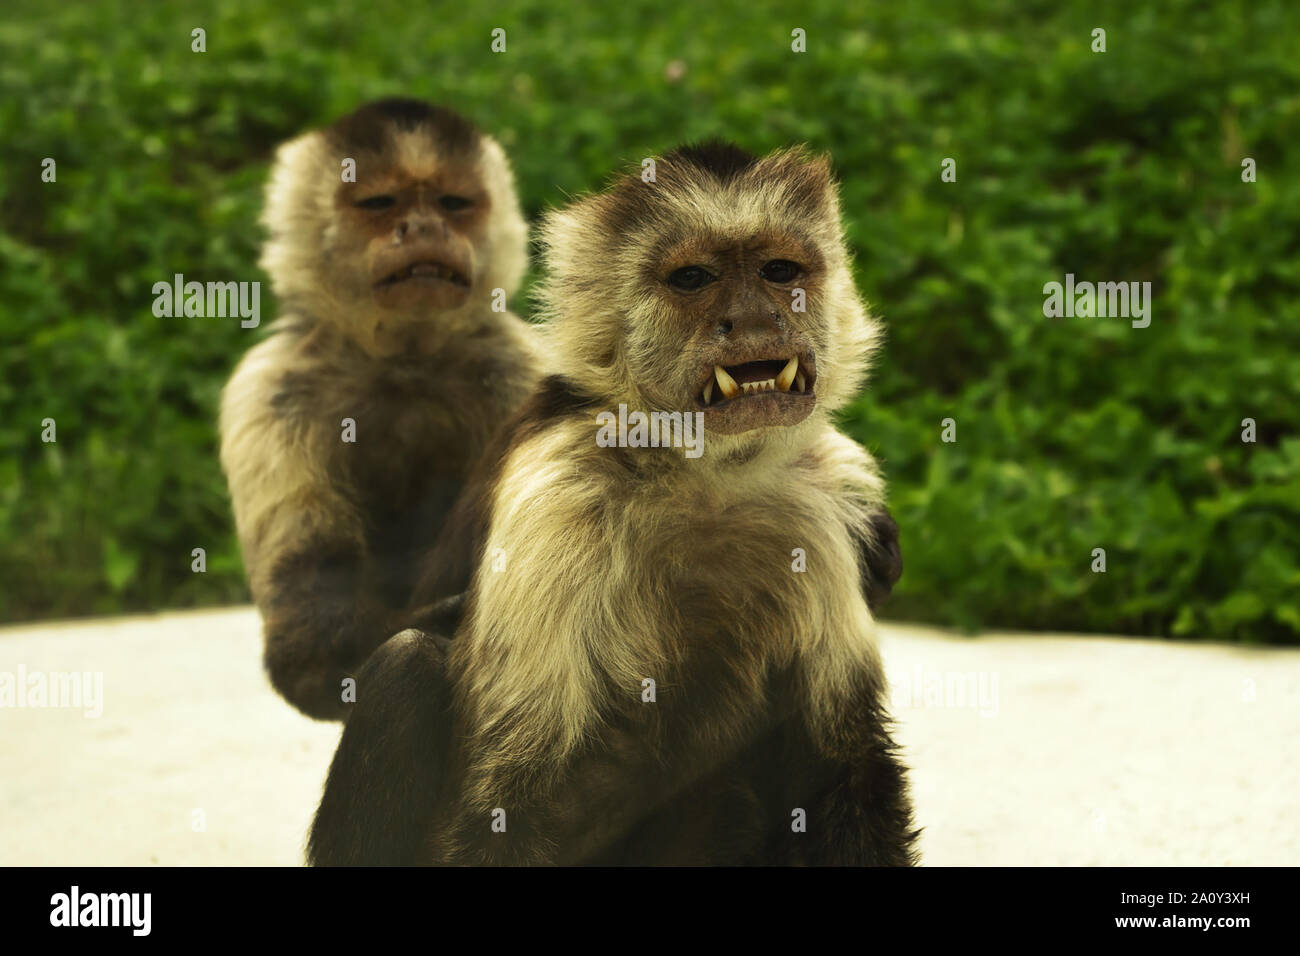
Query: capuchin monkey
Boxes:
[
  {"xmin": 309, "ymin": 141, "xmax": 912, "ymax": 864},
  {"xmin": 219, "ymin": 99, "xmax": 539, "ymax": 721}
]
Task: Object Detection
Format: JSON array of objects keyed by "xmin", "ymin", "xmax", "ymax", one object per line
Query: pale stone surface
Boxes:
[
  {"xmin": 1, "ymin": 607, "xmax": 1295, "ymax": 866},
  {"xmin": 0, "ymin": 608, "xmax": 338, "ymax": 866},
  {"xmin": 878, "ymin": 626, "xmax": 1299, "ymax": 866}
]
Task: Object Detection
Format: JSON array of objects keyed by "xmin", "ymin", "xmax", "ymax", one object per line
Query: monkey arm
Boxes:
[
  {"xmin": 766, "ymin": 674, "xmax": 919, "ymax": 866},
  {"xmin": 227, "ymin": 459, "xmax": 405, "ymax": 721},
  {"xmin": 816, "ymin": 433, "xmax": 902, "ymax": 613},
  {"xmin": 308, "ymin": 629, "xmax": 454, "ymax": 865},
  {"xmin": 802, "ymin": 732, "xmax": 919, "ymax": 865},
  {"xmin": 256, "ymin": 536, "xmax": 414, "ymax": 721},
  {"xmin": 795, "ymin": 505, "xmax": 912, "ymax": 864},
  {"xmin": 221, "ymin": 340, "xmax": 413, "ymax": 720},
  {"xmin": 790, "ymin": 756, "xmax": 919, "ymax": 866}
]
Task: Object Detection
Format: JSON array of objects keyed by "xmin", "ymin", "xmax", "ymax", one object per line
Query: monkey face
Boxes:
[
  {"xmin": 641, "ymin": 234, "xmax": 826, "ymax": 435},
  {"xmin": 539, "ymin": 143, "xmax": 879, "ymax": 445},
  {"xmin": 336, "ymin": 166, "xmax": 491, "ymax": 315},
  {"xmin": 260, "ymin": 102, "xmax": 529, "ymax": 347},
  {"xmin": 620, "ymin": 219, "xmax": 834, "ymax": 437}
]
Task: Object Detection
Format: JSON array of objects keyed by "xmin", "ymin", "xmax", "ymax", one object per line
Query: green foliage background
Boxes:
[{"xmin": 2, "ymin": 0, "xmax": 1297, "ymax": 640}]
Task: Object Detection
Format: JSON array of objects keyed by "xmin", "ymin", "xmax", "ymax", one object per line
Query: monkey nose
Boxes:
[
  {"xmin": 720, "ymin": 311, "xmax": 783, "ymax": 337},
  {"xmin": 395, "ymin": 214, "xmax": 448, "ymax": 242}
]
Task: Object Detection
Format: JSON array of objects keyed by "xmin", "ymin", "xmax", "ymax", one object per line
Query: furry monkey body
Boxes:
[
  {"xmin": 220, "ymin": 100, "xmax": 539, "ymax": 720},
  {"xmin": 437, "ymin": 406, "xmax": 911, "ymax": 864},
  {"xmin": 310, "ymin": 142, "xmax": 913, "ymax": 864}
]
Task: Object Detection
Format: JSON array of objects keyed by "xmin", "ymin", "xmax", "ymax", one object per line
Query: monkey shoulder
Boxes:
[
  {"xmin": 221, "ymin": 323, "xmax": 340, "ymax": 431},
  {"xmin": 405, "ymin": 374, "xmax": 599, "ymax": 606},
  {"xmin": 794, "ymin": 428, "xmax": 902, "ymax": 610}
]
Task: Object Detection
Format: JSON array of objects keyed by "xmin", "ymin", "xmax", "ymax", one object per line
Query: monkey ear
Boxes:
[
  {"xmin": 802, "ymin": 151, "xmax": 842, "ymax": 201},
  {"xmin": 801, "ymin": 151, "xmax": 835, "ymax": 180},
  {"xmin": 478, "ymin": 135, "xmax": 530, "ymax": 298},
  {"xmin": 259, "ymin": 131, "xmax": 335, "ymax": 297},
  {"xmin": 756, "ymin": 147, "xmax": 838, "ymax": 220}
]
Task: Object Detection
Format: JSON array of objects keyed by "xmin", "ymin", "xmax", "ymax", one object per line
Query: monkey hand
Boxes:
[{"xmin": 859, "ymin": 506, "xmax": 902, "ymax": 612}]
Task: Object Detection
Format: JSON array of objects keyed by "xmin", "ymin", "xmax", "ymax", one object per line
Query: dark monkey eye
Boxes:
[
  {"xmin": 355, "ymin": 195, "xmax": 396, "ymax": 210},
  {"xmin": 667, "ymin": 266, "xmax": 716, "ymax": 291},
  {"xmin": 439, "ymin": 195, "xmax": 473, "ymax": 211},
  {"xmin": 759, "ymin": 259, "xmax": 801, "ymax": 283}
]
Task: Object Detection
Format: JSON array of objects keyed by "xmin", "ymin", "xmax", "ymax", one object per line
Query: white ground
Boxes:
[{"xmin": 0, "ymin": 607, "xmax": 1296, "ymax": 866}]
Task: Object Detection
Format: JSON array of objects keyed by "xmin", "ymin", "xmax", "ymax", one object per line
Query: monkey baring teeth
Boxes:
[
  {"xmin": 703, "ymin": 356, "xmax": 805, "ymax": 405},
  {"xmin": 308, "ymin": 139, "xmax": 914, "ymax": 866}
]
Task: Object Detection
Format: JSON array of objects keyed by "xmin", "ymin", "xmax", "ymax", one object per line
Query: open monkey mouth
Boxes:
[
  {"xmin": 698, "ymin": 356, "xmax": 814, "ymax": 407},
  {"xmin": 375, "ymin": 260, "xmax": 470, "ymax": 288},
  {"xmin": 693, "ymin": 353, "xmax": 817, "ymax": 434}
]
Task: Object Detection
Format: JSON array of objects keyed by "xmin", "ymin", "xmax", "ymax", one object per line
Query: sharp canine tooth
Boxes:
[
  {"xmin": 795, "ymin": 371, "xmax": 806, "ymax": 392},
  {"xmin": 776, "ymin": 357, "xmax": 799, "ymax": 392},
  {"xmin": 714, "ymin": 365, "xmax": 739, "ymax": 399},
  {"xmin": 703, "ymin": 378, "xmax": 714, "ymax": 404}
]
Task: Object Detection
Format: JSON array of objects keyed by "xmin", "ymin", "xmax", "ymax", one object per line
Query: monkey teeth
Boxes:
[
  {"xmin": 702, "ymin": 357, "xmax": 808, "ymax": 406},
  {"xmin": 775, "ymin": 356, "xmax": 799, "ymax": 391},
  {"xmin": 713, "ymin": 365, "xmax": 740, "ymax": 400}
]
